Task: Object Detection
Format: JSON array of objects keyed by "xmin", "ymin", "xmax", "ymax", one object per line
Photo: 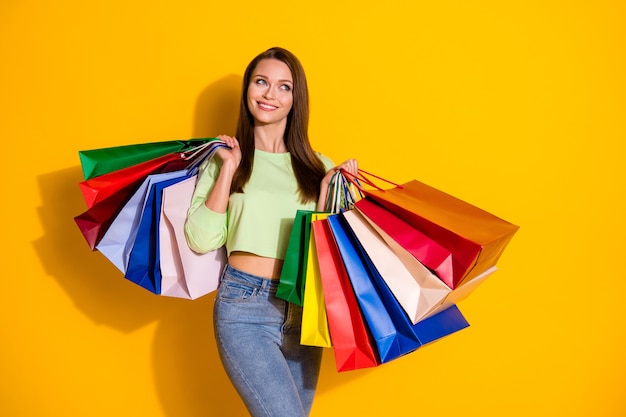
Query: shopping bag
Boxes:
[
  {"xmin": 311, "ymin": 217, "xmax": 378, "ymax": 372},
  {"xmin": 342, "ymin": 209, "xmax": 451, "ymax": 324},
  {"xmin": 74, "ymin": 182, "xmax": 139, "ymax": 250},
  {"xmin": 325, "ymin": 170, "xmax": 361, "ymax": 213},
  {"xmin": 276, "ymin": 210, "xmax": 314, "ymax": 306},
  {"xmin": 300, "ymin": 170, "xmax": 364, "ymax": 347},
  {"xmin": 75, "ymin": 141, "xmax": 223, "ymax": 251},
  {"xmin": 330, "ymin": 213, "xmax": 470, "ymax": 362},
  {"xmin": 78, "ymin": 139, "xmax": 211, "ymax": 180},
  {"xmin": 411, "ymin": 304, "xmax": 470, "ymax": 346},
  {"xmin": 124, "ymin": 175, "xmax": 188, "ymax": 293},
  {"xmin": 342, "ymin": 213, "xmax": 469, "ymax": 347},
  {"xmin": 363, "ymin": 178, "xmax": 519, "ymax": 288},
  {"xmin": 159, "ymin": 175, "xmax": 226, "ymax": 299},
  {"xmin": 300, "ymin": 213, "xmax": 332, "ymax": 347},
  {"xmin": 76, "ymin": 139, "xmax": 227, "ymax": 296},
  {"xmin": 79, "ymin": 151, "xmax": 191, "ymax": 209},
  {"xmin": 428, "ymin": 266, "xmax": 497, "ymax": 318},
  {"xmin": 350, "ymin": 215, "xmax": 474, "ymax": 350},
  {"xmin": 327, "ymin": 214, "xmax": 422, "ymax": 363},
  {"xmin": 96, "ymin": 170, "xmax": 190, "ymax": 273},
  {"xmin": 354, "ymin": 197, "xmax": 454, "ymax": 288},
  {"xmin": 355, "ymin": 201, "xmax": 499, "ymax": 318}
]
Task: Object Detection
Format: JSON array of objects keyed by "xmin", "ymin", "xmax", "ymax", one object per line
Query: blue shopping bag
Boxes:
[
  {"xmin": 96, "ymin": 170, "xmax": 189, "ymax": 273},
  {"xmin": 327, "ymin": 213, "xmax": 470, "ymax": 364},
  {"xmin": 125, "ymin": 175, "xmax": 190, "ymax": 293},
  {"xmin": 327, "ymin": 214, "xmax": 421, "ymax": 362},
  {"xmin": 123, "ymin": 142, "xmax": 228, "ymax": 293}
]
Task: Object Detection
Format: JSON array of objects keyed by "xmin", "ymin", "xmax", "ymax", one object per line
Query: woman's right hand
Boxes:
[
  {"xmin": 203, "ymin": 135, "xmax": 241, "ymax": 213},
  {"xmin": 216, "ymin": 134, "xmax": 242, "ymax": 170}
]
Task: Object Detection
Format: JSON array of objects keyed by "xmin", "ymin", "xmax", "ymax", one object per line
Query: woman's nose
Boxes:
[{"xmin": 262, "ymin": 86, "xmax": 275, "ymax": 99}]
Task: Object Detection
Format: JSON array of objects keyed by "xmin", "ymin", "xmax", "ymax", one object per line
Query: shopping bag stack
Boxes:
[
  {"xmin": 277, "ymin": 170, "xmax": 519, "ymax": 372},
  {"xmin": 74, "ymin": 140, "xmax": 519, "ymax": 371},
  {"xmin": 74, "ymin": 138, "xmax": 228, "ymax": 300}
]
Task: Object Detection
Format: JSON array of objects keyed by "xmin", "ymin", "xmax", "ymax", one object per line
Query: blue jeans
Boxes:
[{"xmin": 213, "ymin": 264, "xmax": 323, "ymax": 417}]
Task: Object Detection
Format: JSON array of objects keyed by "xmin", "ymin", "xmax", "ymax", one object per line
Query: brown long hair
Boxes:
[{"xmin": 231, "ymin": 47, "xmax": 326, "ymax": 203}]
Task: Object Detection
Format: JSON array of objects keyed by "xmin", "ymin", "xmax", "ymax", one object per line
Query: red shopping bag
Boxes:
[
  {"xmin": 311, "ymin": 218, "xmax": 378, "ymax": 372},
  {"xmin": 352, "ymin": 202, "xmax": 499, "ymax": 319},
  {"xmin": 354, "ymin": 197, "xmax": 455, "ymax": 289},
  {"xmin": 74, "ymin": 182, "xmax": 139, "ymax": 250},
  {"xmin": 75, "ymin": 156, "xmax": 193, "ymax": 250},
  {"xmin": 363, "ymin": 178, "xmax": 519, "ymax": 288},
  {"xmin": 79, "ymin": 152, "xmax": 188, "ymax": 209}
]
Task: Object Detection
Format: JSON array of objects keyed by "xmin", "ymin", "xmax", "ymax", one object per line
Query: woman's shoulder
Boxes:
[{"xmin": 315, "ymin": 152, "xmax": 335, "ymax": 171}]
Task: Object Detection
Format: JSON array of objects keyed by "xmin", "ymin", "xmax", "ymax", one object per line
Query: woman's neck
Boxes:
[{"xmin": 254, "ymin": 123, "xmax": 288, "ymax": 153}]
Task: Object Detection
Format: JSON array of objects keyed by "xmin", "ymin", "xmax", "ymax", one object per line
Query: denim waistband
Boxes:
[{"xmin": 223, "ymin": 264, "xmax": 280, "ymax": 293}]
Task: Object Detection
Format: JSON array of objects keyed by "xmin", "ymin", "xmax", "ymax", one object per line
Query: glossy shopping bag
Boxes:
[
  {"xmin": 122, "ymin": 142, "xmax": 228, "ymax": 293},
  {"xmin": 341, "ymin": 214, "xmax": 472, "ymax": 346},
  {"xmin": 354, "ymin": 198, "xmax": 454, "ymax": 288},
  {"xmin": 75, "ymin": 141, "xmax": 223, "ymax": 250},
  {"xmin": 76, "ymin": 139, "xmax": 227, "ymax": 297},
  {"xmin": 124, "ymin": 175, "xmax": 188, "ymax": 293},
  {"xmin": 355, "ymin": 202, "xmax": 499, "ymax": 319},
  {"xmin": 74, "ymin": 182, "xmax": 139, "ymax": 250},
  {"xmin": 78, "ymin": 139, "xmax": 211, "ymax": 180},
  {"xmin": 277, "ymin": 210, "xmax": 315, "ymax": 306},
  {"xmin": 300, "ymin": 213, "xmax": 332, "ymax": 348},
  {"xmin": 327, "ymin": 214, "xmax": 422, "ymax": 362},
  {"xmin": 159, "ymin": 175, "xmax": 226, "ymax": 299},
  {"xmin": 79, "ymin": 152, "xmax": 189, "ymax": 209},
  {"xmin": 328, "ymin": 213, "xmax": 470, "ymax": 363},
  {"xmin": 96, "ymin": 170, "xmax": 190, "ymax": 273},
  {"xmin": 364, "ymin": 179, "xmax": 519, "ymax": 288},
  {"xmin": 342, "ymin": 209, "xmax": 451, "ymax": 323},
  {"xmin": 311, "ymin": 217, "xmax": 378, "ymax": 371}
]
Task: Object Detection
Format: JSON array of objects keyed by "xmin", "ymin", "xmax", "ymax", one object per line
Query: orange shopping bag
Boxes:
[{"xmin": 363, "ymin": 177, "xmax": 519, "ymax": 288}]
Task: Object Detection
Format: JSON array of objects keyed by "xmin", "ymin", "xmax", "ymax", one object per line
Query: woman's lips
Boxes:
[{"xmin": 257, "ymin": 101, "xmax": 278, "ymax": 111}]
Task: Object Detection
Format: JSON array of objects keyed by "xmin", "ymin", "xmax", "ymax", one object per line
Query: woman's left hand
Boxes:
[
  {"xmin": 322, "ymin": 158, "xmax": 358, "ymax": 186},
  {"xmin": 317, "ymin": 158, "xmax": 358, "ymax": 211}
]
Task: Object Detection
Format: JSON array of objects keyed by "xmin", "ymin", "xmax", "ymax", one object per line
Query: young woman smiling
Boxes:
[{"xmin": 185, "ymin": 47, "xmax": 357, "ymax": 417}]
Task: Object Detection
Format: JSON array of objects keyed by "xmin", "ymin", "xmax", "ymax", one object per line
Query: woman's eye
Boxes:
[
  {"xmin": 255, "ymin": 79, "xmax": 267, "ymax": 85},
  {"xmin": 280, "ymin": 84, "xmax": 292, "ymax": 91}
]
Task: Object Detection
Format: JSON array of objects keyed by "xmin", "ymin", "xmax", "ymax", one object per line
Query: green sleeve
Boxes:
[{"xmin": 184, "ymin": 158, "xmax": 228, "ymax": 254}]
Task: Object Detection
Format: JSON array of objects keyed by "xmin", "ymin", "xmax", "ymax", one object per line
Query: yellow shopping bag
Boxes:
[{"xmin": 300, "ymin": 213, "xmax": 332, "ymax": 348}]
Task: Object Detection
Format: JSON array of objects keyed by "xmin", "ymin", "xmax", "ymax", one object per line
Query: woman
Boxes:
[{"xmin": 185, "ymin": 47, "xmax": 357, "ymax": 417}]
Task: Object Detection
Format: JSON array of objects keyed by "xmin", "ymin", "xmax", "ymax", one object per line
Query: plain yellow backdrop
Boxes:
[{"xmin": 1, "ymin": 0, "xmax": 625, "ymax": 416}]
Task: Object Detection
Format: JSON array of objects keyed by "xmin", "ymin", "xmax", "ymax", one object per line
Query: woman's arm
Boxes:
[
  {"xmin": 184, "ymin": 135, "xmax": 241, "ymax": 253},
  {"xmin": 203, "ymin": 135, "xmax": 241, "ymax": 213}
]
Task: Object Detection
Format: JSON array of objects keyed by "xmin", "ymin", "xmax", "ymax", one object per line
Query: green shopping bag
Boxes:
[
  {"xmin": 78, "ymin": 138, "xmax": 214, "ymax": 180},
  {"xmin": 277, "ymin": 172, "xmax": 357, "ymax": 306},
  {"xmin": 276, "ymin": 210, "xmax": 315, "ymax": 306}
]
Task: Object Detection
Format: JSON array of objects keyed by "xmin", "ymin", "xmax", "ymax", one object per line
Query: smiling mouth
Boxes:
[{"xmin": 257, "ymin": 101, "xmax": 278, "ymax": 111}]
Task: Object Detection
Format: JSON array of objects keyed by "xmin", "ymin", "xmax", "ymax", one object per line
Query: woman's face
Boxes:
[{"xmin": 247, "ymin": 58, "xmax": 294, "ymax": 127}]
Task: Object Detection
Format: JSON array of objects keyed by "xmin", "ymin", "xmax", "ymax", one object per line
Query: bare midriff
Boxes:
[{"xmin": 228, "ymin": 251, "xmax": 284, "ymax": 280}]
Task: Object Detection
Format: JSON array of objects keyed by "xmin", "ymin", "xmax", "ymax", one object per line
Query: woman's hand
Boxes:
[
  {"xmin": 321, "ymin": 158, "xmax": 358, "ymax": 187},
  {"xmin": 216, "ymin": 135, "xmax": 242, "ymax": 171},
  {"xmin": 317, "ymin": 158, "xmax": 358, "ymax": 211},
  {"xmin": 203, "ymin": 135, "xmax": 241, "ymax": 213}
]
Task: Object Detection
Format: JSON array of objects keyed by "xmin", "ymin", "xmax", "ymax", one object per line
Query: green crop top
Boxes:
[{"xmin": 184, "ymin": 149, "xmax": 335, "ymax": 259}]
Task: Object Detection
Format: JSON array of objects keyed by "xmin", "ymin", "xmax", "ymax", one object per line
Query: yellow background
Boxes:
[{"xmin": 1, "ymin": 0, "xmax": 624, "ymax": 416}]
